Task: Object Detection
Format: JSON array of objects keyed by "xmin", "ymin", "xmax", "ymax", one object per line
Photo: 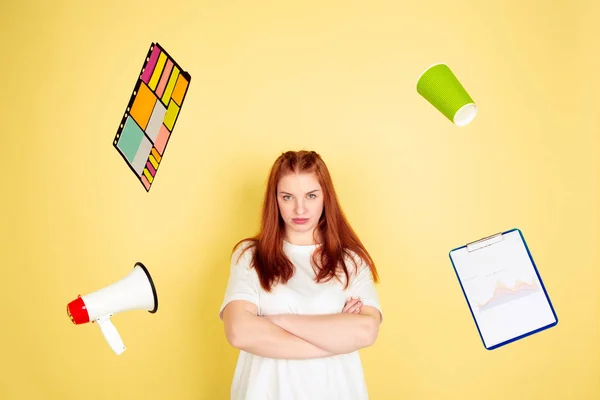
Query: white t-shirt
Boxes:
[{"xmin": 218, "ymin": 240, "xmax": 383, "ymax": 400}]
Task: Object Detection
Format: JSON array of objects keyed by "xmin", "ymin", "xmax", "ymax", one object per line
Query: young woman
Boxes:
[{"xmin": 219, "ymin": 150, "xmax": 383, "ymax": 400}]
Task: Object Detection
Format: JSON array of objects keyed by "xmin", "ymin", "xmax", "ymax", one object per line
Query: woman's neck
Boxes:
[{"xmin": 284, "ymin": 230, "xmax": 322, "ymax": 246}]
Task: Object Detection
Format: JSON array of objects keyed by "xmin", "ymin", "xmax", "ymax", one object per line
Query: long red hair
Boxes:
[{"xmin": 233, "ymin": 150, "xmax": 379, "ymax": 292}]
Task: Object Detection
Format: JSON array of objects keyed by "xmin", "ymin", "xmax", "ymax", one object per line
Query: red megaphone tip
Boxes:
[{"xmin": 67, "ymin": 295, "xmax": 90, "ymax": 325}]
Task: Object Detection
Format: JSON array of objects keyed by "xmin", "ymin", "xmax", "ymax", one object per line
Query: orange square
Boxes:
[
  {"xmin": 129, "ymin": 83, "xmax": 157, "ymax": 130},
  {"xmin": 171, "ymin": 75, "xmax": 189, "ymax": 106}
]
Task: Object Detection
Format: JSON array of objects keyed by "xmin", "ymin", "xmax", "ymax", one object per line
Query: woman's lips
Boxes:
[{"xmin": 292, "ymin": 218, "xmax": 309, "ymax": 224}]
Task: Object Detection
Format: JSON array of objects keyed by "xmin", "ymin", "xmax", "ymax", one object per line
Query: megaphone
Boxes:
[{"xmin": 66, "ymin": 262, "xmax": 158, "ymax": 355}]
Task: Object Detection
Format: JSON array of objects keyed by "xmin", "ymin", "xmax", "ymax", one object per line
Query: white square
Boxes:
[{"xmin": 146, "ymin": 101, "xmax": 167, "ymax": 142}]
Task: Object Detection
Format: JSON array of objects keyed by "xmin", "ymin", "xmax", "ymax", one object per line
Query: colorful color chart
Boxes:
[{"xmin": 113, "ymin": 43, "xmax": 191, "ymax": 191}]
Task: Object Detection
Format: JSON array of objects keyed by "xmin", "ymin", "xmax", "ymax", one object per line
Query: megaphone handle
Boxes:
[{"xmin": 96, "ymin": 315, "xmax": 126, "ymax": 355}]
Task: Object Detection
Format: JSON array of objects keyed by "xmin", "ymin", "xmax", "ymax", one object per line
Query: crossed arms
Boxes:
[{"xmin": 221, "ymin": 299, "xmax": 382, "ymax": 359}]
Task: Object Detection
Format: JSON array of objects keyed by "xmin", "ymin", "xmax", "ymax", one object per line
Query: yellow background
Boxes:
[{"xmin": 2, "ymin": 1, "xmax": 598, "ymax": 399}]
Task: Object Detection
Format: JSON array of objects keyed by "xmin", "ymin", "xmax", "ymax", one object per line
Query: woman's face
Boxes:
[{"xmin": 276, "ymin": 172, "xmax": 324, "ymax": 244}]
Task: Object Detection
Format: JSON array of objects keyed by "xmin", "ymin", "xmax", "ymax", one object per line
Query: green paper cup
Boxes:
[{"xmin": 416, "ymin": 63, "xmax": 477, "ymax": 126}]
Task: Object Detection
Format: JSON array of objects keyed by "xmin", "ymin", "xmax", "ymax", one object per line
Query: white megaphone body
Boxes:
[{"xmin": 67, "ymin": 262, "xmax": 158, "ymax": 355}]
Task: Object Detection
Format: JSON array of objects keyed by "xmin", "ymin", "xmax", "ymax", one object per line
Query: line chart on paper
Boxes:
[
  {"xmin": 473, "ymin": 276, "xmax": 541, "ymax": 312},
  {"xmin": 459, "ymin": 256, "xmax": 543, "ymax": 315}
]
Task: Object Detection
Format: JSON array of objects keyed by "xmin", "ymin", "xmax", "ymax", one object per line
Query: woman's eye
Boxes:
[
  {"xmin": 308, "ymin": 194, "xmax": 316, "ymax": 199},
  {"xmin": 283, "ymin": 195, "xmax": 292, "ymax": 200}
]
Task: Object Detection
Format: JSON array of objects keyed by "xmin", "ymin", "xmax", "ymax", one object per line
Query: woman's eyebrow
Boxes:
[{"xmin": 280, "ymin": 189, "xmax": 320, "ymax": 195}]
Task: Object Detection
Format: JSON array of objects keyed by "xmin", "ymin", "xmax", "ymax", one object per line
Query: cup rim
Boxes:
[
  {"xmin": 453, "ymin": 102, "xmax": 477, "ymax": 126},
  {"xmin": 416, "ymin": 62, "xmax": 448, "ymax": 87}
]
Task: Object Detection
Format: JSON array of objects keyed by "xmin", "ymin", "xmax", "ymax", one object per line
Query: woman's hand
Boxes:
[{"xmin": 342, "ymin": 297, "xmax": 362, "ymax": 314}]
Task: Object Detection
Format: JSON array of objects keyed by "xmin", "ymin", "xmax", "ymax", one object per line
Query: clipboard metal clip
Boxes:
[{"xmin": 466, "ymin": 232, "xmax": 504, "ymax": 252}]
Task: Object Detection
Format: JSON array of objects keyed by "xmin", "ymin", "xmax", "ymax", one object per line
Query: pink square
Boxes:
[
  {"xmin": 141, "ymin": 174, "xmax": 151, "ymax": 190},
  {"xmin": 155, "ymin": 124, "xmax": 171, "ymax": 155}
]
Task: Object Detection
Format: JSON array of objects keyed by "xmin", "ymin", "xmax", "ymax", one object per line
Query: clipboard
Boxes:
[{"xmin": 449, "ymin": 228, "xmax": 558, "ymax": 350}]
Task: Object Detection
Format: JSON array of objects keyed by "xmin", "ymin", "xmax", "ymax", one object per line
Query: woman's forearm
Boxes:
[
  {"xmin": 229, "ymin": 313, "xmax": 337, "ymax": 359},
  {"xmin": 267, "ymin": 313, "xmax": 379, "ymax": 354}
]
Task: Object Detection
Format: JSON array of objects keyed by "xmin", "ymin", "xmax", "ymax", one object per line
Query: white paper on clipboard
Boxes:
[{"xmin": 449, "ymin": 228, "xmax": 558, "ymax": 350}]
